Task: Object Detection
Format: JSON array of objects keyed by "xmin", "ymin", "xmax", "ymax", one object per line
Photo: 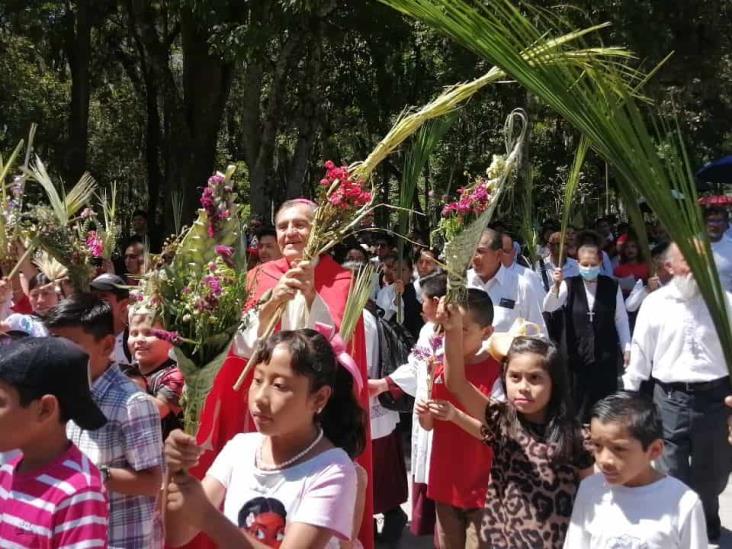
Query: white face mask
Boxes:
[{"xmin": 672, "ymin": 273, "xmax": 699, "ymax": 300}]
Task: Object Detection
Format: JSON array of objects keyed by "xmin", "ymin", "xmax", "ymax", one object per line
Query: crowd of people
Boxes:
[{"xmin": 1, "ymin": 201, "xmax": 731, "ymax": 548}]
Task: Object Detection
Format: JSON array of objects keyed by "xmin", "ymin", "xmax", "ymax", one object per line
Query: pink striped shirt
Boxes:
[{"xmin": 0, "ymin": 443, "xmax": 108, "ymax": 548}]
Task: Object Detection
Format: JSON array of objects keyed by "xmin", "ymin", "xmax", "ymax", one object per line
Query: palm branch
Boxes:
[
  {"xmin": 518, "ymin": 166, "xmax": 539, "ymax": 266},
  {"xmin": 396, "ymin": 116, "xmax": 455, "ymax": 321},
  {"xmin": 0, "ymin": 139, "xmax": 24, "ymax": 266},
  {"xmin": 340, "ymin": 262, "xmax": 378, "ymax": 345},
  {"xmin": 558, "ymin": 136, "xmax": 589, "ymax": 263},
  {"xmin": 24, "ymin": 156, "xmax": 96, "ymax": 225},
  {"xmin": 380, "ymin": 0, "xmax": 732, "ymax": 371}
]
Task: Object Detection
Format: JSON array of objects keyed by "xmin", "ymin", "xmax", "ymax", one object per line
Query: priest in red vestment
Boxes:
[{"xmin": 187, "ymin": 199, "xmax": 374, "ymax": 549}]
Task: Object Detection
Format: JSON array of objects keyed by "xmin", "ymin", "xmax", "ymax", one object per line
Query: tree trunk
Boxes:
[
  {"xmin": 287, "ymin": 23, "xmax": 324, "ymax": 200},
  {"xmin": 179, "ymin": 6, "xmax": 234, "ymax": 225},
  {"xmin": 64, "ymin": 0, "xmax": 92, "ymax": 182}
]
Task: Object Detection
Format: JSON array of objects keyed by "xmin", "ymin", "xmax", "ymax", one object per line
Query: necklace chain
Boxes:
[{"xmin": 257, "ymin": 428, "xmax": 324, "ymax": 471}]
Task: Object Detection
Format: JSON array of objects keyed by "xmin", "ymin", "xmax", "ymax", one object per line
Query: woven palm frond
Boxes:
[
  {"xmin": 442, "ymin": 109, "xmax": 528, "ymax": 303},
  {"xmin": 34, "ymin": 251, "xmax": 68, "ymax": 283}
]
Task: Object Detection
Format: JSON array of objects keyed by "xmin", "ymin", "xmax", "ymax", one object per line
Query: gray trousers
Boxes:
[{"xmin": 654, "ymin": 381, "xmax": 732, "ymax": 530}]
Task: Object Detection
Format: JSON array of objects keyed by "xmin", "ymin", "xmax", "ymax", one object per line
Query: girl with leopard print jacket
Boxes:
[{"xmin": 435, "ymin": 304, "xmax": 594, "ymax": 548}]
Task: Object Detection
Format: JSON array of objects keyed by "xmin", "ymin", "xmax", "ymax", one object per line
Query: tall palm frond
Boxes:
[
  {"xmin": 380, "ymin": 0, "xmax": 732, "ymax": 369},
  {"xmin": 397, "ymin": 116, "xmax": 455, "ymax": 321},
  {"xmin": 558, "ymin": 137, "xmax": 589, "ymax": 263},
  {"xmin": 341, "ymin": 262, "xmax": 378, "ymax": 345},
  {"xmin": 24, "ymin": 156, "xmax": 96, "ymax": 225}
]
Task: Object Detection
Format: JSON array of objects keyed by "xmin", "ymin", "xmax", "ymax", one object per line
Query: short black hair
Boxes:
[
  {"xmin": 28, "ymin": 272, "xmax": 53, "ymax": 292},
  {"xmin": 398, "ymin": 254, "xmax": 413, "ymax": 269},
  {"xmin": 590, "ymin": 392, "xmax": 663, "ymax": 450},
  {"xmin": 0, "ymin": 382, "xmax": 71, "ymax": 423},
  {"xmin": 132, "ymin": 209, "xmax": 148, "ymax": 219},
  {"xmin": 462, "ymin": 288, "xmax": 494, "ymax": 327},
  {"xmin": 704, "ymin": 206, "xmax": 729, "ymax": 221},
  {"xmin": 256, "ymin": 226, "xmax": 277, "ymax": 240},
  {"xmin": 45, "ymin": 293, "xmax": 114, "ymax": 340},
  {"xmin": 480, "ymin": 228, "xmax": 503, "ymax": 251},
  {"xmin": 577, "ymin": 229, "xmax": 604, "ymax": 248},
  {"xmin": 420, "ymin": 273, "xmax": 447, "ymax": 299}
]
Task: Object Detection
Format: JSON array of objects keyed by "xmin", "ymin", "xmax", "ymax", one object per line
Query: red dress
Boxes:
[{"xmin": 186, "ymin": 255, "xmax": 373, "ymax": 549}]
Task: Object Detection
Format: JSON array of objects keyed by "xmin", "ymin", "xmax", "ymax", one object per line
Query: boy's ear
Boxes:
[
  {"xmin": 101, "ymin": 334, "xmax": 116, "ymax": 357},
  {"xmin": 482, "ymin": 325, "xmax": 495, "ymax": 340},
  {"xmin": 648, "ymin": 438, "xmax": 664, "ymax": 461},
  {"xmin": 37, "ymin": 394, "xmax": 61, "ymax": 423}
]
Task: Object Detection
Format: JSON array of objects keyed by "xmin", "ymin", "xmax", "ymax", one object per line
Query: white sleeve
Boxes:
[
  {"xmin": 625, "ymin": 279, "xmax": 648, "ymax": 313},
  {"xmin": 232, "ymin": 308, "xmax": 260, "ymax": 358},
  {"xmin": 363, "ymin": 310, "xmax": 379, "ymax": 379},
  {"xmin": 562, "ymin": 480, "xmax": 591, "ymax": 548},
  {"xmin": 543, "ymin": 280, "xmax": 568, "ymax": 313},
  {"xmin": 622, "ymin": 297, "xmax": 655, "ymax": 391},
  {"xmin": 291, "ymin": 461, "xmax": 357, "ymax": 541},
  {"xmin": 387, "ymin": 356, "xmax": 419, "ymax": 397},
  {"xmin": 376, "ymin": 285, "xmax": 400, "ymax": 322},
  {"xmin": 679, "ymin": 495, "xmax": 709, "ymax": 549},
  {"xmin": 520, "ymin": 280, "xmax": 548, "ymax": 336},
  {"xmin": 614, "ymin": 286, "xmax": 631, "ymax": 352},
  {"xmin": 231, "ymin": 293, "xmax": 335, "ymax": 359}
]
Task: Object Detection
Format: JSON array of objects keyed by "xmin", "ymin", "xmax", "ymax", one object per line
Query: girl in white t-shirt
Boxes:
[{"xmin": 164, "ymin": 328, "xmax": 365, "ymax": 549}]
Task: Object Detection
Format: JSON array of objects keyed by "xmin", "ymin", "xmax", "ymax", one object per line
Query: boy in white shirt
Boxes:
[{"xmin": 564, "ymin": 392, "xmax": 707, "ymax": 549}]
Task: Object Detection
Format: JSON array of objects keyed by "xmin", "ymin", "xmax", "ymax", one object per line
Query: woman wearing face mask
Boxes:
[{"xmin": 543, "ymin": 242, "xmax": 631, "ymax": 422}]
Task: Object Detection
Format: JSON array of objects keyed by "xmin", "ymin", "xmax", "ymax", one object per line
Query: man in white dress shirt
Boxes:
[
  {"xmin": 535, "ymin": 231, "xmax": 580, "ymax": 293},
  {"xmin": 704, "ymin": 206, "xmax": 732, "ymax": 292},
  {"xmin": 500, "ymin": 233, "xmax": 545, "ymax": 298},
  {"xmin": 467, "ymin": 228, "xmax": 547, "ymax": 334},
  {"xmin": 622, "ymin": 242, "xmax": 732, "ymax": 543}
]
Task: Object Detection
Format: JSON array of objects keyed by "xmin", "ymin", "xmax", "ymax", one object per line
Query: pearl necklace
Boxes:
[{"xmin": 257, "ymin": 428, "xmax": 324, "ymax": 471}]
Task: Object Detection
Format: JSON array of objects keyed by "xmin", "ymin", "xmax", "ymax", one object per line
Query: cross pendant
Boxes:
[{"xmin": 587, "ymin": 310, "xmax": 595, "ymax": 322}]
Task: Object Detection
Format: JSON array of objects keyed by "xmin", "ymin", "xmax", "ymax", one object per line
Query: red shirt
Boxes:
[
  {"xmin": 10, "ymin": 294, "xmax": 32, "ymax": 314},
  {"xmin": 613, "ymin": 262, "xmax": 650, "ymax": 282},
  {"xmin": 427, "ymin": 357, "xmax": 501, "ymax": 509}
]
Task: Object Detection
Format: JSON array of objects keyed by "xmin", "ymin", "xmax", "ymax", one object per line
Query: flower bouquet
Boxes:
[
  {"xmin": 133, "ymin": 166, "xmax": 248, "ymax": 435},
  {"xmin": 18, "ymin": 157, "xmax": 97, "ymax": 291},
  {"xmin": 80, "ymin": 183, "xmax": 119, "ymax": 263},
  {"xmin": 436, "ymin": 109, "xmax": 528, "ymax": 304}
]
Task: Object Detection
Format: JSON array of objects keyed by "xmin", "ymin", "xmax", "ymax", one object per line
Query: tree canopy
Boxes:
[{"xmin": 1, "ymin": 0, "xmax": 730, "ymax": 238}]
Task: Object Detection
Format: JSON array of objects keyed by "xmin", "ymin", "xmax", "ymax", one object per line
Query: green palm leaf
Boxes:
[
  {"xmin": 558, "ymin": 137, "xmax": 589, "ymax": 263},
  {"xmin": 24, "ymin": 156, "xmax": 97, "ymax": 225}
]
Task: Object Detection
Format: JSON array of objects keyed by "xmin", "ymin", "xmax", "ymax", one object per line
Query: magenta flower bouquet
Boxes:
[
  {"xmin": 437, "ymin": 110, "xmax": 528, "ymax": 304},
  {"xmin": 133, "ymin": 165, "xmax": 248, "ymax": 434}
]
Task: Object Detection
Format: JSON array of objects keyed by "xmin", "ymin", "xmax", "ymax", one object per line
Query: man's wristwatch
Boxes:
[{"xmin": 99, "ymin": 465, "xmax": 112, "ymax": 484}]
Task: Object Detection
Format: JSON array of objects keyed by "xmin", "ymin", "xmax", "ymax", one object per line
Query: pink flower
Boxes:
[
  {"xmin": 215, "ymin": 245, "xmax": 234, "ymax": 258},
  {"xmin": 151, "ymin": 328, "xmax": 183, "ymax": 346},
  {"xmin": 85, "ymin": 231, "xmax": 104, "ymax": 258}
]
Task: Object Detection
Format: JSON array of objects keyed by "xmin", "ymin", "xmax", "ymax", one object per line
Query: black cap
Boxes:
[
  {"xmin": 90, "ymin": 274, "xmax": 130, "ymax": 299},
  {"xmin": 0, "ymin": 338, "xmax": 107, "ymax": 430}
]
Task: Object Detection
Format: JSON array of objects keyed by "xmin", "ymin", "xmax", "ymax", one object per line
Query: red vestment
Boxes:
[{"xmin": 184, "ymin": 255, "xmax": 374, "ymax": 549}]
